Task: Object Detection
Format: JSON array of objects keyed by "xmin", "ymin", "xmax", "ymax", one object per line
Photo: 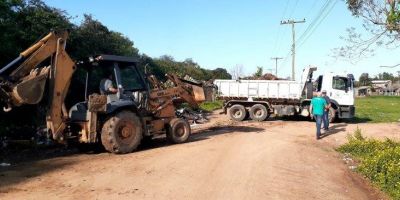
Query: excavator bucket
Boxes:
[{"xmin": 10, "ymin": 67, "xmax": 50, "ymax": 105}]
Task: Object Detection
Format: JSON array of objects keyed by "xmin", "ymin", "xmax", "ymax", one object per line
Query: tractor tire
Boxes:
[
  {"xmin": 249, "ymin": 104, "xmax": 269, "ymax": 121},
  {"xmin": 328, "ymin": 107, "xmax": 337, "ymax": 123},
  {"xmin": 101, "ymin": 111, "xmax": 142, "ymax": 154},
  {"xmin": 166, "ymin": 118, "xmax": 191, "ymax": 144},
  {"xmin": 228, "ymin": 104, "xmax": 246, "ymax": 121}
]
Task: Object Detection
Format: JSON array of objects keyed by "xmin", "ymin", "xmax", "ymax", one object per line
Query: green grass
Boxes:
[
  {"xmin": 355, "ymin": 96, "xmax": 400, "ymax": 123},
  {"xmin": 199, "ymin": 100, "xmax": 224, "ymax": 112},
  {"xmin": 337, "ymin": 128, "xmax": 400, "ymax": 199}
]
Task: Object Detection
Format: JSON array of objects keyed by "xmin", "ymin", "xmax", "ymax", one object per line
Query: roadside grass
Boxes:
[
  {"xmin": 354, "ymin": 96, "xmax": 400, "ymax": 123},
  {"xmin": 199, "ymin": 100, "xmax": 223, "ymax": 112},
  {"xmin": 337, "ymin": 128, "xmax": 400, "ymax": 199}
]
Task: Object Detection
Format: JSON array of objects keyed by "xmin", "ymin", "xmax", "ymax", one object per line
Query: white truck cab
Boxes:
[{"xmin": 314, "ymin": 72, "xmax": 355, "ymax": 119}]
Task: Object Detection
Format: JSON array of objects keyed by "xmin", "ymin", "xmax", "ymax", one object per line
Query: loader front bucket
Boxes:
[
  {"xmin": 10, "ymin": 66, "xmax": 49, "ymax": 106},
  {"xmin": 192, "ymin": 85, "xmax": 205, "ymax": 102}
]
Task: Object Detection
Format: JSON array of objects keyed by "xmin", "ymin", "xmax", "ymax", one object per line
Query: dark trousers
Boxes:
[
  {"xmin": 315, "ymin": 114, "xmax": 323, "ymax": 138},
  {"xmin": 323, "ymin": 110, "xmax": 329, "ymax": 130}
]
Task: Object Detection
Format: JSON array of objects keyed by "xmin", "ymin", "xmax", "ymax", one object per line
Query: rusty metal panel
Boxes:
[
  {"xmin": 88, "ymin": 112, "xmax": 97, "ymax": 143},
  {"xmin": 88, "ymin": 94, "xmax": 107, "ymax": 112},
  {"xmin": 192, "ymin": 85, "xmax": 205, "ymax": 102}
]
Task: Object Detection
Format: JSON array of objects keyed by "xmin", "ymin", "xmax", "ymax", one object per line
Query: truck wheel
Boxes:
[
  {"xmin": 328, "ymin": 107, "xmax": 337, "ymax": 123},
  {"xmin": 101, "ymin": 111, "xmax": 142, "ymax": 154},
  {"xmin": 229, "ymin": 104, "xmax": 246, "ymax": 121},
  {"xmin": 166, "ymin": 118, "xmax": 191, "ymax": 144},
  {"xmin": 249, "ymin": 104, "xmax": 268, "ymax": 121}
]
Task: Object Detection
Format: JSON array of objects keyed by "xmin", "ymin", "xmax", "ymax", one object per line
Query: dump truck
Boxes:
[
  {"xmin": 214, "ymin": 66, "xmax": 355, "ymax": 122},
  {"xmin": 0, "ymin": 30, "xmax": 205, "ymax": 154}
]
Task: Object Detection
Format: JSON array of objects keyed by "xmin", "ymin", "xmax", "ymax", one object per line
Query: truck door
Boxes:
[{"xmin": 330, "ymin": 76, "xmax": 354, "ymax": 106}]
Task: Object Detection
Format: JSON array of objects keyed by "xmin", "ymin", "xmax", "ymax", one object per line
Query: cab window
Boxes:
[
  {"xmin": 332, "ymin": 77, "xmax": 348, "ymax": 90},
  {"xmin": 120, "ymin": 66, "xmax": 145, "ymax": 91}
]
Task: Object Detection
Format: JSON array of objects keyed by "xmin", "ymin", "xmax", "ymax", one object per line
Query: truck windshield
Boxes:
[
  {"xmin": 332, "ymin": 77, "xmax": 348, "ymax": 90},
  {"xmin": 120, "ymin": 66, "xmax": 145, "ymax": 91}
]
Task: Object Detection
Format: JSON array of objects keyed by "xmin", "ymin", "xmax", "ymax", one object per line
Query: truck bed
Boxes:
[{"xmin": 214, "ymin": 79, "xmax": 302, "ymax": 100}]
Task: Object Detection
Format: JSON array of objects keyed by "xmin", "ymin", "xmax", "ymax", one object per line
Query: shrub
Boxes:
[
  {"xmin": 337, "ymin": 128, "xmax": 400, "ymax": 199},
  {"xmin": 199, "ymin": 101, "xmax": 223, "ymax": 112}
]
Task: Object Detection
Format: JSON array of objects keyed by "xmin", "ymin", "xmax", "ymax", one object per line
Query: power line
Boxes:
[
  {"xmin": 288, "ymin": 0, "xmax": 300, "ymax": 18},
  {"xmin": 296, "ymin": 0, "xmax": 332, "ymax": 46},
  {"xmin": 297, "ymin": 0, "xmax": 338, "ymax": 48},
  {"xmin": 279, "ymin": 0, "xmax": 337, "ymax": 75},
  {"xmin": 271, "ymin": 0, "xmax": 291, "ymax": 56},
  {"xmin": 305, "ymin": 0, "xmax": 319, "ymax": 20}
]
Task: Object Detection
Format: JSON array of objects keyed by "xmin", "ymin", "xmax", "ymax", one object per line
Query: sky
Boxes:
[{"xmin": 44, "ymin": 0, "xmax": 400, "ymax": 80}]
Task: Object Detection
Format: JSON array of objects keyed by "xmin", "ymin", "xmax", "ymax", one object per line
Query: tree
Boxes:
[
  {"xmin": 68, "ymin": 15, "xmax": 139, "ymax": 60},
  {"xmin": 359, "ymin": 73, "xmax": 372, "ymax": 86},
  {"xmin": 374, "ymin": 72, "xmax": 395, "ymax": 80},
  {"xmin": 333, "ymin": 0, "xmax": 400, "ymax": 62},
  {"xmin": 253, "ymin": 66, "xmax": 263, "ymax": 78},
  {"xmin": 0, "ymin": 0, "xmax": 73, "ymax": 66},
  {"xmin": 211, "ymin": 68, "xmax": 231, "ymax": 79},
  {"xmin": 159, "ymin": 55, "xmax": 175, "ymax": 62}
]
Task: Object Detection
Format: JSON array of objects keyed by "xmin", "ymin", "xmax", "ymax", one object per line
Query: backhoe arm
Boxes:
[
  {"xmin": 148, "ymin": 74, "xmax": 205, "ymax": 118},
  {"xmin": 0, "ymin": 31, "xmax": 76, "ymax": 141}
]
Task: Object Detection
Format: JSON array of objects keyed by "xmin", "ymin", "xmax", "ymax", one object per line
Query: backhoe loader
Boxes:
[{"xmin": 0, "ymin": 30, "xmax": 205, "ymax": 154}]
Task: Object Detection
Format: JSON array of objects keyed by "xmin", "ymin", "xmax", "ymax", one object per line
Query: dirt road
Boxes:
[{"xmin": 0, "ymin": 112, "xmax": 398, "ymax": 200}]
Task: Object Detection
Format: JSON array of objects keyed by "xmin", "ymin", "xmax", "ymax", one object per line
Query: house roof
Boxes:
[
  {"xmin": 371, "ymin": 80, "xmax": 392, "ymax": 84},
  {"xmin": 355, "ymin": 86, "xmax": 371, "ymax": 90}
]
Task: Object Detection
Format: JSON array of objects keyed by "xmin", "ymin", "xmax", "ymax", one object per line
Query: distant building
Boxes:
[
  {"xmin": 371, "ymin": 80, "xmax": 392, "ymax": 88},
  {"xmin": 355, "ymin": 86, "xmax": 372, "ymax": 97},
  {"xmin": 356, "ymin": 80, "xmax": 399, "ymax": 96}
]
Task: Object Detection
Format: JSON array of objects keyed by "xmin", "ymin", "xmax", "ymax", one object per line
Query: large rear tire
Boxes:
[
  {"xmin": 166, "ymin": 118, "xmax": 191, "ymax": 144},
  {"xmin": 228, "ymin": 104, "xmax": 246, "ymax": 121},
  {"xmin": 249, "ymin": 104, "xmax": 268, "ymax": 121},
  {"xmin": 101, "ymin": 111, "xmax": 142, "ymax": 154}
]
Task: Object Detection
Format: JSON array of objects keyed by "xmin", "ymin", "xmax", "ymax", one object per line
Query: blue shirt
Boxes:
[
  {"xmin": 311, "ymin": 97, "xmax": 327, "ymax": 115},
  {"xmin": 100, "ymin": 78, "xmax": 113, "ymax": 94}
]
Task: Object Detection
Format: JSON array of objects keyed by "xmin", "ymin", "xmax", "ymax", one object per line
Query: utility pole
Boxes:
[
  {"xmin": 271, "ymin": 57, "xmax": 283, "ymax": 77},
  {"xmin": 281, "ymin": 19, "xmax": 305, "ymax": 81},
  {"xmin": 397, "ymin": 71, "xmax": 400, "ymax": 84}
]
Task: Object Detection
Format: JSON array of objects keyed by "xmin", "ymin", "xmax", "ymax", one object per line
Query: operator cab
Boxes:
[
  {"xmin": 69, "ymin": 55, "xmax": 148, "ymax": 122},
  {"xmin": 81, "ymin": 55, "xmax": 148, "ymax": 101}
]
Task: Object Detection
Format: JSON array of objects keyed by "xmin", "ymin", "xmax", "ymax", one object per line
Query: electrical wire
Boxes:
[
  {"xmin": 271, "ymin": 0, "xmax": 291, "ymax": 57},
  {"xmin": 297, "ymin": 0, "xmax": 338, "ymax": 48}
]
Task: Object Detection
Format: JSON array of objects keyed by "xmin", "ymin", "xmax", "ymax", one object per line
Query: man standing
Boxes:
[
  {"xmin": 310, "ymin": 92, "xmax": 327, "ymax": 140},
  {"xmin": 321, "ymin": 90, "xmax": 331, "ymax": 131}
]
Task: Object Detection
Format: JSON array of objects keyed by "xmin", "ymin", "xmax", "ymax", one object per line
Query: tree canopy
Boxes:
[
  {"xmin": 0, "ymin": 0, "xmax": 230, "ymax": 81},
  {"xmin": 333, "ymin": 0, "xmax": 400, "ymax": 61}
]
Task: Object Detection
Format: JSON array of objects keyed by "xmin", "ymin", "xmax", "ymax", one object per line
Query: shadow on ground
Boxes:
[
  {"xmin": 320, "ymin": 123, "xmax": 348, "ymax": 139},
  {"xmin": 139, "ymin": 125, "xmax": 265, "ymax": 151},
  {"xmin": 0, "ymin": 124, "xmax": 264, "ymax": 191},
  {"xmin": 0, "ymin": 146, "xmax": 79, "ymax": 193},
  {"xmin": 343, "ymin": 117, "xmax": 372, "ymax": 124}
]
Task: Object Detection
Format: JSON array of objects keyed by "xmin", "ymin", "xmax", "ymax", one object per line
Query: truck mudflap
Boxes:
[
  {"xmin": 339, "ymin": 105, "xmax": 355, "ymax": 119},
  {"xmin": 220, "ymin": 103, "xmax": 228, "ymax": 114}
]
